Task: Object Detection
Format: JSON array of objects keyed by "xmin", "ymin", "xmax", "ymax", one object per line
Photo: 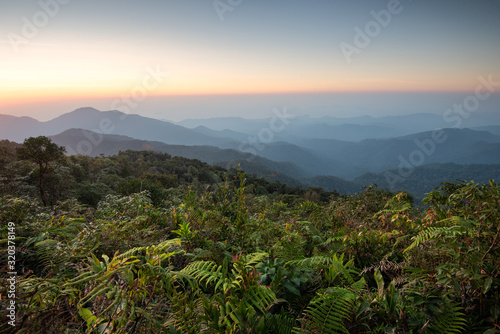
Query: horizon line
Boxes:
[{"xmin": 2, "ymin": 106, "xmax": 499, "ymax": 124}]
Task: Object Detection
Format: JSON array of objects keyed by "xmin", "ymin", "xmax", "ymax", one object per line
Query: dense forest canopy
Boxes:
[
  {"xmin": 0, "ymin": 138, "xmax": 334, "ymax": 209},
  {"xmin": 0, "ymin": 137, "xmax": 499, "ymax": 333}
]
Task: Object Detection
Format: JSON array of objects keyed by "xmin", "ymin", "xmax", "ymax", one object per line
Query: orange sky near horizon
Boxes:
[
  {"xmin": 0, "ymin": 62, "xmax": 487, "ymax": 109},
  {"xmin": 1, "ymin": 1, "xmax": 499, "ymax": 120},
  {"xmin": 1, "ymin": 32, "xmax": 493, "ymax": 110}
]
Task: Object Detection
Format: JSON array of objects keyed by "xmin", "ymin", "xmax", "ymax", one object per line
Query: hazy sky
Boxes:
[{"xmin": 1, "ymin": 0, "xmax": 499, "ymax": 121}]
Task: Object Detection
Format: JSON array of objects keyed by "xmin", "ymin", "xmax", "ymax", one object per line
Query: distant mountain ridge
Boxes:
[
  {"xmin": 48, "ymin": 128, "xmax": 308, "ymax": 184},
  {"xmin": 47, "ymin": 128, "xmax": 363, "ymax": 194},
  {"xmin": 354, "ymin": 163, "xmax": 500, "ymax": 201},
  {"xmin": 290, "ymin": 128, "xmax": 500, "ymax": 178},
  {"xmin": 2, "ymin": 107, "xmax": 500, "ymax": 184},
  {"xmin": 177, "ymin": 112, "xmax": 500, "ymax": 140},
  {"xmin": 0, "ymin": 107, "xmax": 235, "ymax": 147},
  {"xmin": 47, "ymin": 128, "xmax": 500, "ymax": 201}
]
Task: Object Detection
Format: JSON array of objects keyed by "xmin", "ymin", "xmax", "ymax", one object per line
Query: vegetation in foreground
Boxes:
[{"xmin": 0, "ymin": 137, "xmax": 499, "ymax": 333}]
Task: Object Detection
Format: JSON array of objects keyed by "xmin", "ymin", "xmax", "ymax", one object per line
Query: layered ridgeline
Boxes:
[
  {"xmin": 0, "ymin": 108, "xmax": 234, "ymax": 146},
  {"xmin": 1, "ymin": 107, "xmax": 500, "ymax": 199}
]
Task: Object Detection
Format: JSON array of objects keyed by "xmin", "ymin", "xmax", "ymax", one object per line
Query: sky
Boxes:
[{"xmin": 1, "ymin": 0, "xmax": 499, "ymax": 121}]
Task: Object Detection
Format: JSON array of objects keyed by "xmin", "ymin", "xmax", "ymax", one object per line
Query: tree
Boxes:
[{"xmin": 17, "ymin": 136, "xmax": 66, "ymax": 206}]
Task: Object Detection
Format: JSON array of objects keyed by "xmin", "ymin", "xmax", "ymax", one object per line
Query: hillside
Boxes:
[
  {"xmin": 294, "ymin": 128, "xmax": 500, "ymax": 178},
  {"xmin": 49, "ymin": 128, "xmax": 308, "ymax": 182},
  {"xmin": 43, "ymin": 130, "xmax": 500, "ymax": 200},
  {"xmin": 1, "ymin": 138, "xmax": 499, "ymax": 333},
  {"xmin": 355, "ymin": 163, "xmax": 500, "ymax": 201}
]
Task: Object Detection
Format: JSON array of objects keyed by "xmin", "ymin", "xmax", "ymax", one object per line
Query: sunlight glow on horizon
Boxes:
[
  {"xmin": 1, "ymin": 1, "xmax": 499, "ymax": 121},
  {"xmin": 0, "ymin": 41, "xmax": 487, "ymax": 105}
]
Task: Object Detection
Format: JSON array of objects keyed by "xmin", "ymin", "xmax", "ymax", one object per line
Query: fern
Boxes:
[
  {"xmin": 242, "ymin": 252, "xmax": 269, "ymax": 268},
  {"xmin": 405, "ymin": 224, "xmax": 471, "ymax": 253},
  {"xmin": 350, "ymin": 277, "xmax": 367, "ymax": 293},
  {"xmin": 361, "ymin": 258, "xmax": 406, "ymax": 286},
  {"xmin": 183, "ymin": 254, "xmax": 278, "ymax": 332},
  {"xmin": 374, "ymin": 201, "xmax": 412, "ymax": 217},
  {"xmin": 326, "ymin": 257, "xmax": 357, "ymax": 285},
  {"xmin": 286, "ymin": 255, "xmax": 333, "ymax": 270},
  {"xmin": 34, "ymin": 238, "xmax": 63, "ymax": 268},
  {"xmin": 244, "ymin": 285, "xmax": 277, "ymax": 314},
  {"xmin": 199, "ymin": 287, "xmax": 276, "ymax": 331},
  {"xmin": 320, "ymin": 234, "xmax": 345, "ymax": 247},
  {"xmin": 272, "ymin": 234, "xmax": 306, "ymax": 261},
  {"xmin": 302, "ymin": 288, "xmax": 356, "ymax": 334},
  {"xmin": 116, "ymin": 238, "xmax": 182, "ymax": 259},
  {"xmin": 362, "ymin": 259, "xmax": 403, "ymax": 275},
  {"xmin": 187, "ymin": 248, "xmax": 214, "ymax": 261},
  {"xmin": 181, "ymin": 260, "xmax": 225, "ymax": 290},
  {"xmin": 264, "ymin": 312, "xmax": 297, "ymax": 334},
  {"xmin": 286, "ymin": 254, "xmax": 357, "ymax": 285},
  {"xmin": 164, "ymin": 289, "xmax": 202, "ymax": 334},
  {"xmin": 427, "ymin": 301, "xmax": 467, "ymax": 334}
]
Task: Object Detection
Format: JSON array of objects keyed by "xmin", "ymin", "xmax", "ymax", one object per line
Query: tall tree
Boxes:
[{"xmin": 17, "ymin": 136, "xmax": 66, "ymax": 206}]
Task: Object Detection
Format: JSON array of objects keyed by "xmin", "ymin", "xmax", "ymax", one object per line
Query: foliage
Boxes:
[
  {"xmin": 1, "ymin": 146, "xmax": 499, "ymax": 333},
  {"xmin": 16, "ymin": 136, "xmax": 66, "ymax": 206}
]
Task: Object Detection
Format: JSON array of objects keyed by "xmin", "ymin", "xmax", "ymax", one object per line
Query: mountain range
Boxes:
[
  {"xmin": 0, "ymin": 108, "xmax": 235, "ymax": 147},
  {"xmin": 2, "ymin": 107, "xmax": 500, "ymax": 199}
]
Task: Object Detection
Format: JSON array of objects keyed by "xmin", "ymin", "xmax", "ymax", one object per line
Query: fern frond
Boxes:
[
  {"xmin": 428, "ymin": 301, "xmax": 467, "ymax": 334},
  {"xmin": 272, "ymin": 235, "xmax": 306, "ymax": 261},
  {"xmin": 361, "ymin": 258, "xmax": 406, "ymax": 286},
  {"xmin": 320, "ymin": 234, "xmax": 345, "ymax": 247},
  {"xmin": 326, "ymin": 257, "xmax": 356, "ymax": 284},
  {"xmin": 189, "ymin": 248, "xmax": 214, "ymax": 261},
  {"xmin": 362, "ymin": 259, "xmax": 403, "ymax": 275},
  {"xmin": 405, "ymin": 225, "xmax": 469, "ymax": 253},
  {"xmin": 350, "ymin": 277, "xmax": 367, "ymax": 293},
  {"xmin": 302, "ymin": 288, "xmax": 356, "ymax": 334},
  {"xmin": 286, "ymin": 255, "xmax": 333, "ymax": 270},
  {"xmin": 25, "ymin": 232, "xmax": 50, "ymax": 247},
  {"xmin": 163, "ymin": 288, "xmax": 202, "ymax": 334},
  {"xmin": 264, "ymin": 312, "xmax": 296, "ymax": 334},
  {"xmin": 374, "ymin": 202, "xmax": 412, "ymax": 217},
  {"xmin": 242, "ymin": 252, "xmax": 269, "ymax": 268},
  {"xmin": 116, "ymin": 238, "xmax": 182, "ymax": 259},
  {"xmin": 34, "ymin": 238, "xmax": 68, "ymax": 270},
  {"xmin": 245, "ymin": 285, "xmax": 276, "ymax": 314},
  {"xmin": 181, "ymin": 260, "xmax": 224, "ymax": 289}
]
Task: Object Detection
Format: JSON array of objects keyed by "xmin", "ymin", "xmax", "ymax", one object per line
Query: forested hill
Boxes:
[
  {"xmin": 2, "ymin": 138, "xmax": 500, "ymax": 203},
  {"xmin": 0, "ymin": 139, "xmax": 336, "ymax": 208}
]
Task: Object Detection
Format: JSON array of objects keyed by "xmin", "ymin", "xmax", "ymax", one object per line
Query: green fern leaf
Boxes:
[
  {"xmin": 303, "ymin": 288, "xmax": 355, "ymax": 334},
  {"xmin": 428, "ymin": 301, "xmax": 467, "ymax": 334}
]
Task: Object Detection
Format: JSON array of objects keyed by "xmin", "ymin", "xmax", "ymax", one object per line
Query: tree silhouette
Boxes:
[{"xmin": 17, "ymin": 136, "xmax": 66, "ymax": 206}]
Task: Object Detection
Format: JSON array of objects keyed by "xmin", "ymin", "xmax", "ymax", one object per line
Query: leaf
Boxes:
[
  {"xmin": 483, "ymin": 277, "xmax": 493, "ymax": 294},
  {"xmin": 79, "ymin": 307, "xmax": 97, "ymax": 327},
  {"xmin": 283, "ymin": 281, "xmax": 301, "ymax": 296},
  {"xmin": 102, "ymin": 254, "xmax": 110, "ymax": 267},
  {"xmin": 375, "ymin": 269, "xmax": 384, "ymax": 298}
]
